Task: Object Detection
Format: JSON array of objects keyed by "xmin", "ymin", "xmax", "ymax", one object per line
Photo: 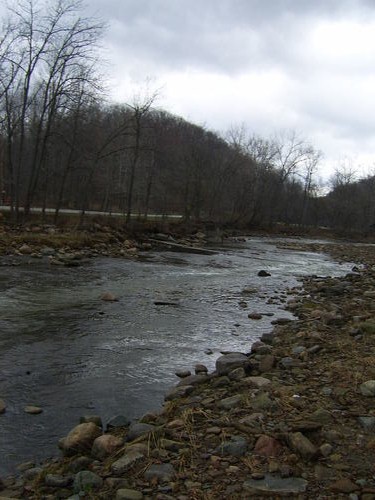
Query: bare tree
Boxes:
[{"xmin": 0, "ymin": 0, "xmax": 105, "ymax": 219}]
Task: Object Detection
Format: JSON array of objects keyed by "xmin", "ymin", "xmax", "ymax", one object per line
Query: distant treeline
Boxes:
[{"xmin": 0, "ymin": 0, "xmax": 374, "ymax": 233}]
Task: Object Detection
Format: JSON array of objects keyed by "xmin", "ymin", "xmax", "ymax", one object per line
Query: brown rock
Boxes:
[
  {"xmin": 91, "ymin": 434, "xmax": 124, "ymax": 460},
  {"xmin": 60, "ymin": 422, "xmax": 102, "ymax": 456},
  {"xmin": 101, "ymin": 291, "xmax": 118, "ymax": 302},
  {"xmin": 19, "ymin": 244, "xmax": 32, "ymax": 254},
  {"xmin": 287, "ymin": 432, "xmax": 318, "ymax": 460},
  {"xmin": 24, "ymin": 405, "xmax": 43, "ymax": 414},
  {"xmin": 0, "ymin": 399, "xmax": 6, "ymax": 414},
  {"xmin": 254, "ymin": 435, "xmax": 283, "ymax": 457},
  {"xmin": 330, "ymin": 478, "xmax": 358, "ymax": 494}
]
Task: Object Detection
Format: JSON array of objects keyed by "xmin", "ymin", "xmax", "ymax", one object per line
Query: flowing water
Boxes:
[{"xmin": 0, "ymin": 237, "xmax": 353, "ymax": 476}]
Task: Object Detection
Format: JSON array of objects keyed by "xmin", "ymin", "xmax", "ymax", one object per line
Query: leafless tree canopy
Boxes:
[{"xmin": 0, "ymin": 1, "xmax": 374, "ymax": 233}]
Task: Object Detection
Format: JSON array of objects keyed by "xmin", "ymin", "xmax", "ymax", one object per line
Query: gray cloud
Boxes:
[{"xmin": 89, "ymin": 0, "xmax": 375, "ymax": 75}]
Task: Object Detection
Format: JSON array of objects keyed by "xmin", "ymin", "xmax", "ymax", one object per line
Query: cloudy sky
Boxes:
[{"xmin": 83, "ymin": 0, "xmax": 375, "ymax": 181}]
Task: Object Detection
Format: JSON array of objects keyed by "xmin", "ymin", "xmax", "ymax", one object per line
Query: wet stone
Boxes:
[
  {"xmin": 216, "ymin": 353, "xmax": 249, "ymax": 375},
  {"xmin": 175, "ymin": 370, "xmax": 191, "ymax": 378},
  {"xmin": 165, "ymin": 385, "xmax": 195, "ymax": 401},
  {"xmin": 106, "ymin": 415, "xmax": 131, "ymax": 430}
]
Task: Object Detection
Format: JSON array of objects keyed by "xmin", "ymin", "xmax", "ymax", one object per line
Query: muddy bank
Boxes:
[{"xmin": 0, "ymin": 242, "xmax": 374, "ymax": 499}]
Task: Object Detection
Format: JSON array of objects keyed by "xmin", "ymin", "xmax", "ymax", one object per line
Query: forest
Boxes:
[{"xmin": 1, "ymin": 0, "xmax": 374, "ymax": 233}]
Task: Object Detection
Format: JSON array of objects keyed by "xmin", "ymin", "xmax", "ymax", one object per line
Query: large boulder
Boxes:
[
  {"xmin": 92, "ymin": 434, "xmax": 124, "ymax": 460},
  {"xmin": 215, "ymin": 352, "xmax": 250, "ymax": 376},
  {"xmin": 59, "ymin": 422, "xmax": 102, "ymax": 456}
]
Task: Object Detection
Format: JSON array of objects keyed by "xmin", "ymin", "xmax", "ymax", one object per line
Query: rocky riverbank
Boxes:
[
  {"xmin": 0, "ymin": 221, "xmax": 213, "ymax": 262},
  {"xmin": 0, "ymin": 241, "xmax": 375, "ymax": 499}
]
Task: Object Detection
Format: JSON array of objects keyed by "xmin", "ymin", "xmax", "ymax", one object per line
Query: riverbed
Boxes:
[{"xmin": 0, "ymin": 237, "xmax": 353, "ymax": 476}]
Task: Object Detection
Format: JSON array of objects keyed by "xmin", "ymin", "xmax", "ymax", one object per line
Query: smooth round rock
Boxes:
[
  {"xmin": 360, "ymin": 380, "xmax": 375, "ymax": 397},
  {"xmin": 24, "ymin": 405, "xmax": 43, "ymax": 414}
]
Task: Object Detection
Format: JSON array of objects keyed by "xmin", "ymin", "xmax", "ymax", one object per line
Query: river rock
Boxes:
[
  {"xmin": 126, "ymin": 423, "xmax": 155, "ymax": 442},
  {"xmin": 111, "ymin": 450, "xmax": 145, "ymax": 475},
  {"xmin": 319, "ymin": 443, "xmax": 333, "ymax": 457},
  {"xmin": 330, "ymin": 478, "xmax": 358, "ymax": 494},
  {"xmin": 40, "ymin": 246, "xmax": 56, "ymax": 256},
  {"xmin": 288, "ymin": 432, "xmax": 318, "ymax": 460},
  {"xmin": 60, "ymin": 422, "xmax": 102, "ymax": 456},
  {"xmin": 73, "ymin": 470, "xmax": 103, "ymax": 494},
  {"xmin": 69, "ymin": 456, "xmax": 93, "ymax": 473},
  {"xmin": 44, "ymin": 474, "xmax": 72, "ymax": 488},
  {"xmin": 261, "ymin": 332, "xmax": 275, "ymax": 344},
  {"xmin": 175, "ymin": 370, "xmax": 191, "ymax": 378},
  {"xmin": 258, "ymin": 270, "xmax": 271, "ymax": 277},
  {"xmin": 218, "ymin": 394, "xmax": 242, "ymax": 410},
  {"xmin": 101, "ymin": 291, "xmax": 118, "ymax": 302},
  {"xmin": 19, "ymin": 244, "xmax": 32, "ymax": 255},
  {"xmin": 195, "ymin": 364, "xmax": 208, "ymax": 374},
  {"xmin": 116, "ymin": 489, "xmax": 143, "ymax": 500},
  {"xmin": 165, "ymin": 385, "xmax": 195, "ymax": 401},
  {"xmin": 92, "ymin": 434, "xmax": 124, "ymax": 460},
  {"xmin": 243, "ymin": 474, "xmax": 308, "ymax": 495},
  {"xmin": 252, "ymin": 392, "xmax": 275, "ymax": 411},
  {"xmin": 244, "ymin": 376, "xmax": 271, "ymax": 389},
  {"xmin": 292, "ymin": 345, "xmax": 306, "ymax": 355},
  {"xmin": 80, "ymin": 415, "xmax": 103, "ymax": 428},
  {"xmin": 0, "ymin": 399, "xmax": 6, "ymax": 414},
  {"xmin": 216, "ymin": 352, "xmax": 249, "ymax": 375},
  {"xmin": 248, "ymin": 312, "xmax": 262, "ymax": 320},
  {"xmin": 177, "ymin": 374, "xmax": 208, "ymax": 386},
  {"xmin": 359, "ymin": 380, "xmax": 375, "ymax": 396},
  {"xmin": 279, "ymin": 357, "xmax": 294, "ymax": 369},
  {"xmin": 106, "ymin": 415, "xmax": 131, "ymax": 430},
  {"xmin": 144, "ymin": 463, "xmax": 175, "ymax": 482},
  {"xmin": 254, "ymin": 435, "xmax": 283, "ymax": 457},
  {"xmin": 310, "ymin": 408, "xmax": 333, "ymax": 424},
  {"xmin": 24, "ymin": 405, "xmax": 43, "ymax": 414},
  {"xmin": 259, "ymin": 354, "xmax": 276, "ymax": 372},
  {"xmin": 228, "ymin": 367, "xmax": 246, "ymax": 380},
  {"xmin": 215, "ymin": 436, "xmax": 248, "ymax": 457},
  {"xmin": 358, "ymin": 416, "xmax": 375, "ymax": 430}
]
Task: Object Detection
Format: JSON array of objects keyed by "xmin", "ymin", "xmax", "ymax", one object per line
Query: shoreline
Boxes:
[{"xmin": 0, "ymin": 238, "xmax": 374, "ymax": 498}]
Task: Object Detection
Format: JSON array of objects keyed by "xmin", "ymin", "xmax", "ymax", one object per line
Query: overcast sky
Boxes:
[{"xmin": 2, "ymin": 0, "xmax": 375, "ymax": 181}]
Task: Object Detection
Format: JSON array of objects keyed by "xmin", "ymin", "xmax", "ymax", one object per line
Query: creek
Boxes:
[{"xmin": 0, "ymin": 237, "xmax": 353, "ymax": 476}]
